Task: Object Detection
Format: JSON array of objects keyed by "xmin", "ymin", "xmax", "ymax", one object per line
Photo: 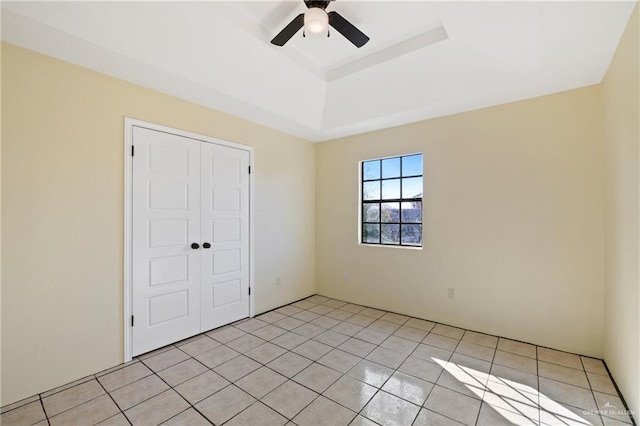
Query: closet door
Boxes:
[
  {"xmin": 200, "ymin": 143, "xmax": 250, "ymax": 331},
  {"xmin": 131, "ymin": 127, "xmax": 201, "ymax": 356}
]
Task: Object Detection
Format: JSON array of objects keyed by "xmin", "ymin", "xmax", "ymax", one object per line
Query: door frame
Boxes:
[{"xmin": 123, "ymin": 118, "xmax": 255, "ymax": 362}]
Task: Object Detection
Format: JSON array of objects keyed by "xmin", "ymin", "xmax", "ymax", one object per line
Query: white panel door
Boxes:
[
  {"xmin": 200, "ymin": 143, "xmax": 250, "ymax": 331},
  {"xmin": 132, "ymin": 127, "xmax": 201, "ymax": 356}
]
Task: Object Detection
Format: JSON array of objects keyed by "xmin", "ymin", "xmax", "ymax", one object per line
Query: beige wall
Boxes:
[
  {"xmin": 603, "ymin": 4, "xmax": 639, "ymax": 417},
  {"xmin": 316, "ymin": 87, "xmax": 605, "ymax": 357},
  {"xmin": 0, "ymin": 43, "xmax": 315, "ymax": 405}
]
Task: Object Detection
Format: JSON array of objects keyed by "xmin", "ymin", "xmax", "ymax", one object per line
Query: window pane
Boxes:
[
  {"xmin": 382, "ymin": 157, "xmax": 401, "ymax": 178},
  {"xmin": 381, "ymin": 179, "xmax": 400, "ymax": 200},
  {"xmin": 402, "ymin": 177, "xmax": 422, "ymax": 199},
  {"xmin": 401, "ymin": 202, "xmax": 422, "ymax": 223},
  {"xmin": 401, "ymin": 224, "xmax": 422, "ymax": 245},
  {"xmin": 381, "ymin": 202, "xmax": 400, "ymax": 223},
  {"xmin": 363, "ymin": 203, "xmax": 380, "ymax": 222},
  {"xmin": 402, "ymin": 154, "xmax": 422, "ymax": 176},
  {"xmin": 363, "ymin": 181, "xmax": 380, "ymax": 200},
  {"xmin": 363, "ymin": 160, "xmax": 380, "ymax": 180},
  {"xmin": 363, "ymin": 224, "xmax": 380, "ymax": 244},
  {"xmin": 381, "ymin": 224, "xmax": 400, "ymax": 244}
]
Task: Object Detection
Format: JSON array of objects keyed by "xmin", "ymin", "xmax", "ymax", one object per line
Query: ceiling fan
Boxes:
[{"xmin": 271, "ymin": 0, "xmax": 369, "ymax": 48}]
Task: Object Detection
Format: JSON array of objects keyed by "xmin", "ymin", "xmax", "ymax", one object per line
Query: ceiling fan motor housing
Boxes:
[{"xmin": 304, "ymin": 1, "xmax": 331, "ymax": 10}]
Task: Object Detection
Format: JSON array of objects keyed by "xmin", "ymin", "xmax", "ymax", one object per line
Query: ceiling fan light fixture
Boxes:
[{"xmin": 304, "ymin": 7, "xmax": 328, "ymax": 34}]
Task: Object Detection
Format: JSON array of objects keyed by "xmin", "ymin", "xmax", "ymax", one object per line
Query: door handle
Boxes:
[
  {"xmin": 203, "ymin": 242, "xmax": 211, "ymax": 249},
  {"xmin": 191, "ymin": 243, "xmax": 200, "ymax": 249}
]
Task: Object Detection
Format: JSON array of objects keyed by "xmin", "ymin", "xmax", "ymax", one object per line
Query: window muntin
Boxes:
[{"xmin": 361, "ymin": 154, "xmax": 423, "ymax": 247}]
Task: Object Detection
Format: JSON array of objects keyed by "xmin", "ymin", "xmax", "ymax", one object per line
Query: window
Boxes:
[{"xmin": 361, "ymin": 153, "xmax": 423, "ymax": 247}]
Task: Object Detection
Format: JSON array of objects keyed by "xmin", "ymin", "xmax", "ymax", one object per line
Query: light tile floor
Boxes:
[{"xmin": 1, "ymin": 295, "xmax": 635, "ymax": 426}]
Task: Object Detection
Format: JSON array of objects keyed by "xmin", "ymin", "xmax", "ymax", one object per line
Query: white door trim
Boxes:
[{"xmin": 123, "ymin": 118, "xmax": 255, "ymax": 362}]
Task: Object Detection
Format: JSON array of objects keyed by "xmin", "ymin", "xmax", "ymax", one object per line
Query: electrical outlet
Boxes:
[
  {"xmin": 276, "ymin": 276, "xmax": 282, "ymax": 286},
  {"xmin": 448, "ymin": 288, "xmax": 455, "ymax": 300},
  {"xmin": 343, "ymin": 272, "xmax": 350, "ymax": 281}
]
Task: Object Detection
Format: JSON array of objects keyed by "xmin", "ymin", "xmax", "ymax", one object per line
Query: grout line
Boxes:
[{"xmin": 37, "ymin": 394, "xmax": 51, "ymax": 426}]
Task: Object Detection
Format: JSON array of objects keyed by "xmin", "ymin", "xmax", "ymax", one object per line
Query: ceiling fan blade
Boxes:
[
  {"xmin": 271, "ymin": 13, "xmax": 305, "ymax": 46},
  {"xmin": 328, "ymin": 11, "xmax": 369, "ymax": 48}
]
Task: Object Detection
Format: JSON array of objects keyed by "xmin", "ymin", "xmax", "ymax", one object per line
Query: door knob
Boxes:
[
  {"xmin": 203, "ymin": 242, "xmax": 211, "ymax": 249},
  {"xmin": 191, "ymin": 243, "xmax": 200, "ymax": 249}
]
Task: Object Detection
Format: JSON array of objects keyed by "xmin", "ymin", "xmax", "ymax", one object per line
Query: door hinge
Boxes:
[
  {"xmin": 248, "ymin": 287, "xmax": 251, "ymax": 296},
  {"xmin": 248, "ymin": 165, "xmax": 251, "ymax": 174},
  {"xmin": 131, "ymin": 315, "xmax": 134, "ymax": 327},
  {"xmin": 131, "ymin": 145, "xmax": 135, "ymax": 157}
]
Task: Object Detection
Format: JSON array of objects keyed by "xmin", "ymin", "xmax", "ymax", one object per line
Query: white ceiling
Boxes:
[{"xmin": 1, "ymin": 1, "xmax": 636, "ymax": 142}]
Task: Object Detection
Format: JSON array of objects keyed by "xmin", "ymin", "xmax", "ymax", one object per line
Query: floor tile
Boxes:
[
  {"xmin": 483, "ymin": 380, "xmax": 540, "ymax": 422},
  {"xmin": 462, "ymin": 331, "xmax": 498, "ymax": 348},
  {"xmin": 497, "ymin": 338, "xmax": 537, "ymax": 359},
  {"xmin": 382, "ymin": 371, "xmax": 434, "ymax": 405},
  {"xmin": 110, "ymin": 374, "xmax": 169, "ymax": 410},
  {"xmin": 49, "ymin": 394, "xmax": 119, "ymax": 426},
  {"xmin": 274, "ymin": 305, "xmax": 302, "ymax": 316},
  {"xmin": 414, "ymin": 408, "xmax": 464, "ymax": 426},
  {"xmin": 539, "ymin": 377, "xmax": 597, "ymax": 411},
  {"xmin": 257, "ymin": 311, "xmax": 287, "ymax": 324},
  {"xmin": 311, "ymin": 316, "xmax": 341, "ymax": 329},
  {"xmin": 398, "ymin": 356, "xmax": 443, "ymax": 383},
  {"xmin": 96, "ymin": 360, "xmax": 141, "ymax": 379},
  {"xmin": 582, "ymin": 357, "xmax": 608, "ymax": 375},
  {"xmin": 214, "ymin": 355, "xmax": 261, "ymax": 382},
  {"xmin": 226, "ymin": 401, "xmax": 288, "ymax": 426},
  {"xmin": 326, "ymin": 309, "xmax": 353, "ymax": 321},
  {"xmin": 195, "ymin": 385, "xmax": 256, "ymax": 425},
  {"xmin": 412, "ymin": 343, "xmax": 453, "ymax": 364},
  {"xmin": 347, "ymin": 360, "xmax": 395, "ymax": 388},
  {"xmin": 226, "ymin": 334, "xmax": 266, "ymax": 353},
  {"xmin": 361, "ymin": 391, "xmax": 420, "ymax": 426},
  {"xmin": 323, "ymin": 299, "xmax": 347, "ymax": 309},
  {"xmin": 292, "ymin": 300, "xmax": 316, "ymax": 310},
  {"xmin": 207, "ymin": 326, "xmax": 246, "ymax": 343},
  {"xmin": 307, "ymin": 295, "xmax": 330, "ymax": 304},
  {"xmin": 293, "ymin": 311, "xmax": 321, "ymax": 323},
  {"xmin": 593, "ymin": 392, "xmax": 634, "ymax": 424},
  {"xmin": 293, "ymin": 396, "xmax": 356, "ymax": 426},
  {"xmin": 268, "ymin": 352, "xmax": 312, "ymax": 378},
  {"xmin": 314, "ymin": 330, "xmax": 350, "ymax": 347},
  {"xmin": 196, "ymin": 345, "xmax": 240, "ymax": 368},
  {"xmin": 588, "ymin": 372, "xmax": 618, "ymax": 395},
  {"xmin": 424, "ymin": 385, "xmax": 482, "ymax": 425},
  {"xmin": 292, "ymin": 340, "xmax": 333, "ymax": 360},
  {"xmin": 354, "ymin": 328, "xmax": 390, "ymax": 345},
  {"xmin": 360, "ymin": 307, "xmax": 386, "ymax": 319},
  {"xmin": 124, "ymin": 389, "xmax": 189, "ymax": 426},
  {"xmin": 0, "ymin": 396, "xmax": 40, "ymax": 415},
  {"xmin": 538, "ymin": 361, "xmax": 590, "ymax": 388},
  {"xmin": 293, "ymin": 363, "xmax": 342, "ymax": 393},
  {"xmin": 493, "ymin": 350, "xmax": 537, "ymax": 375},
  {"xmin": 251, "ymin": 324, "xmax": 287, "ymax": 341},
  {"xmin": 339, "ymin": 338, "xmax": 377, "ymax": 358},
  {"xmin": 142, "ymin": 348, "xmax": 191, "ymax": 372},
  {"xmin": 369, "ymin": 320, "xmax": 401, "ymax": 334},
  {"xmin": 162, "ymin": 408, "xmax": 211, "ymax": 426},
  {"xmin": 262, "ymin": 380, "xmax": 318, "ymax": 419},
  {"xmin": 477, "ymin": 401, "xmax": 537, "ymax": 426},
  {"xmin": 246, "ymin": 342, "xmax": 287, "ymax": 364},
  {"xmin": 454, "ymin": 341, "xmax": 496, "ymax": 362},
  {"xmin": 0, "ymin": 401, "xmax": 47, "ymax": 426},
  {"xmin": 293, "ymin": 323, "xmax": 325, "ymax": 338},
  {"xmin": 309, "ymin": 305, "xmax": 334, "ymax": 315},
  {"xmin": 436, "ymin": 354, "xmax": 490, "ymax": 400},
  {"xmin": 489, "ymin": 364, "xmax": 539, "ymax": 393},
  {"xmin": 538, "ymin": 347, "xmax": 583, "ymax": 370},
  {"xmin": 323, "ymin": 375, "xmax": 377, "ymax": 412},
  {"xmin": 234, "ymin": 318, "xmax": 268, "ymax": 333},
  {"xmin": 423, "ymin": 333, "xmax": 460, "ymax": 351},
  {"xmin": 350, "ymin": 415, "xmax": 379, "ymax": 426},
  {"xmin": 236, "ymin": 367, "xmax": 287, "ymax": 398},
  {"xmin": 366, "ymin": 346, "xmax": 408, "ymax": 369},
  {"xmin": 174, "ymin": 370, "xmax": 229, "ymax": 404},
  {"xmin": 271, "ymin": 331, "xmax": 308, "ymax": 349},
  {"xmin": 177, "ymin": 335, "xmax": 220, "ymax": 357},
  {"xmin": 98, "ymin": 412, "xmax": 131, "ymax": 426},
  {"xmin": 332, "ymin": 322, "xmax": 364, "ymax": 336},
  {"xmin": 380, "ymin": 312, "xmax": 410, "ymax": 325},
  {"xmin": 98, "ymin": 362, "xmax": 153, "ymax": 392},
  {"xmin": 340, "ymin": 303, "xmax": 365, "ymax": 313},
  {"xmin": 274, "ymin": 317, "xmax": 306, "ymax": 331},
  {"xmin": 317, "ymin": 349, "xmax": 362, "ymax": 373},
  {"xmin": 432, "ymin": 324, "xmax": 465, "ymax": 339},
  {"xmin": 42, "ymin": 379, "xmax": 105, "ymax": 417},
  {"xmin": 381, "ymin": 335, "xmax": 419, "ymax": 355},
  {"xmin": 138, "ymin": 345, "xmax": 175, "ymax": 361},
  {"xmin": 156, "ymin": 358, "xmax": 208, "ymax": 387},
  {"xmin": 346, "ymin": 314, "xmax": 375, "ymax": 327},
  {"xmin": 393, "ymin": 326, "xmax": 429, "ymax": 342},
  {"xmin": 405, "ymin": 318, "xmax": 436, "ymax": 331}
]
